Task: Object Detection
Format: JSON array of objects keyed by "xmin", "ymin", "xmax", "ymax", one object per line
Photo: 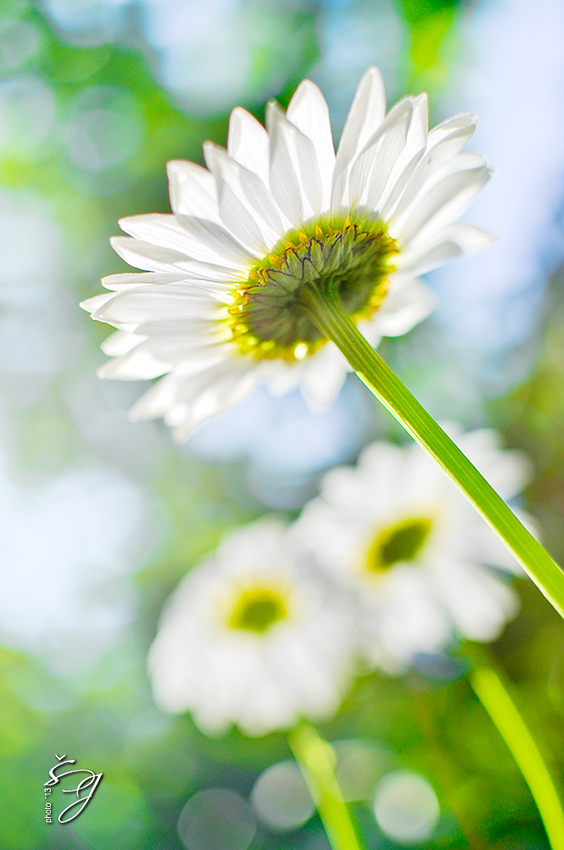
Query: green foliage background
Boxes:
[{"xmin": 1, "ymin": 0, "xmax": 564, "ymax": 848}]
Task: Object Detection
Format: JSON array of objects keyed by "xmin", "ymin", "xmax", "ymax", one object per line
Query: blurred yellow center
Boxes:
[
  {"xmin": 226, "ymin": 212, "xmax": 397, "ymax": 362},
  {"xmin": 366, "ymin": 518, "xmax": 433, "ymax": 573},
  {"xmin": 229, "ymin": 587, "xmax": 288, "ymax": 633}
]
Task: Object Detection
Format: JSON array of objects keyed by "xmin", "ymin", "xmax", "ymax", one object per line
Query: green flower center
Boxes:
[
  {"xmin": 226, "ymin": 212, "xmax": 397, "ymax": 361},
  {"xmin": 229, "ymin": 587, "xmax": 288, "ymax": 633},
  {"xmin": 366, "ymin": 518, "xmax": 433, "ymax": 573}
]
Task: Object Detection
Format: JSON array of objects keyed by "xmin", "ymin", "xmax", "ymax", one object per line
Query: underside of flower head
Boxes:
[
  {"xmin": 227, "ymin": 212, "xmax": 397, "ymax": 361},
  {"xmin": 82, "ymin": 66, "xmax": 493, "ymax": 438}
]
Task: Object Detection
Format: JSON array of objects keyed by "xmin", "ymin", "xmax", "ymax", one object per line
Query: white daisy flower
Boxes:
[
  {"xmin": 293, "ymin": 428, "xmax": 533, "ymax": 673},
  {"xmin": 81, "ymin": 66, "xmax": 493, "ymax": 439},
  {"xmin": 148, "ymin": 519, "xmax": 355, "ymax": 736}
]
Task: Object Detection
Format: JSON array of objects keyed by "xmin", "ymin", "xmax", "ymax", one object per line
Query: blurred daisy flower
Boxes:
[
  {"xmin": 148, "ymin": 519, "xmax": 355, "ymax": 736},
  {"xmin": 293, "ymin": 428, "xmax": 533, "ymax": 672},
  {"xmin": 82, "ymin": 66, "xmax": 492, "ymax": 438}
]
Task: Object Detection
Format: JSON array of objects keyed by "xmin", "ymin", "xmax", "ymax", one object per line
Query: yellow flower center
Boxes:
[
  {"xmin": 226, "ymin": 212, "xmax": 397, "ymax": 362},
  {"xmin": 229, "ymin": 587, "xmax": 288, "ymax": 633},
  {"xmin": 366, "ymin": 517, "xmax": 433, "ymax": 573}
]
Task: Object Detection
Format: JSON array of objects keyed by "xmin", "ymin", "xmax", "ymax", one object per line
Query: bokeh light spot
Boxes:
[
  {"xmin": 333, "ymin": 739, "xmax": 390, "ymax": 801},
  {"xmin": 373, "ymin": 771, "xmax": 440, "ymax": 844},
  {"xmin": 0, "ymin": 18, "xmax": 41, "ymax": 72},
  {"xmin": 178, "ymin": 788, "xmax": 256, "ymax": 850},
  {"xmin": 251, "ymin": 759, "xmax": 314, "ymax": 830},
  {"xmin": 63, "ymin": 85, "xmax": 144, "ymax": 173},
  {"xmin": 0, "ymin": 76, "xmax": 55, "ymax": 156}
]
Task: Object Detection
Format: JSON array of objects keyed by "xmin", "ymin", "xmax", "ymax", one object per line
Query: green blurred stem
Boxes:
[
  {"xmin": 466, "ymin": 647, "xmax": 564, "ymax": 849},
  {"xmin": 288, "ymin": 722, "xmax": 364, "ymax": 850},
  {"xmin": 301, "ymin": 284, "xmax": 564, "ymax": 621}
]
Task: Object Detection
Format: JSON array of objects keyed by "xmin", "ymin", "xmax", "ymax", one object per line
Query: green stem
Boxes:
[
  {"xmin": 301, "ymin": 284, "xmax": 564, "ymax": 620},
  {"xmin": 466, "ymin": 646, "xmax": 564, "ymax": 848},
  {"xmin": 288, "ymin": 722, "xmax": 364, "ymax": 850}
]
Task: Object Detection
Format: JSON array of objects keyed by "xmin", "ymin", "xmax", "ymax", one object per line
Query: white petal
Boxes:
[
  {"xmin": 134, "ymin": 318, "xmax": 229, "ymax": 338},
  {"xmin": 80, "ymin": 292, "xmax": 115, "ymax": 313},
  {"xmin": 286, "ymin": 79, "xmax": 335, "ymax": 210},
  {"xmin": 203, "ymin": 141, "xmax": 283, "ymax": 249},
  {"xmin": 262, "ymin": 360, "xmax": 302, "ymax": 397},
  {"xmin": 396, "ymin": 223, "xmax": 495, "ymax": 275},
  {"xmin": 133, "ymin": 360, "xmax": 259, "ymax": 434},
  {"xmin": 176, "ymin": 214, "xmax": 259, "ymax": 266},
  {"xmin": 368, "ymin": 275, "xmax": 434, "ymax": 337},
  {"xmin": 391, "ymin": 144, "xmax": 486, "ymax": 231},
  {"xmin": 434, "ymin": 561, "xmax": 519, "ymax": 641},
  {"xmin": 427, "ymin": 113, "xmax": 477, "ymax": 149},
  {"xmin": 203, "ymin": 142, "xmax": 270, "ymax": 253},
  {"xmin": 299, "ymin": 342, "xmax": 348, "ymax": 410},
  {"xmin": 333, "ymin": 67, "xmax": 386, "ymax": 207},
  {"xmin": 267, "ymin": 100, "xmax": 323, "ymax": 223},
  {"xmin": 227, "ymin": 107, "xmax": 271, "ymax": 185},
  {"xmin": 102, "ymin": 263, "xmax": 239, "ymax": 288},
  {"xmin": 172, "ymin": 366, "xmax": 261, "ymax": 440},
  {"xmin": 110, "ymin": 236, "xmax": 192, "ymax": 272},
  {"xmin": 349, "ymin": 103, "xmax": 411, "ymax": 209},
  {"xmin": 97, "ymin": 345, "xmax": 171, "ymax": 380},
  {"xmin": 167, "ymin": 160, "xmax": 219, "ymax": 220},
  {"xmin": 100, "ymin": 329, "xmax": 146, "ymax": 356},
  {"xmin": 98, "ymin": 336, "xmax": 227, "ymax": 380},
  {"xmin": 340, "ymin": 98, "xmax": 415, "ymax": 210},
  {"xmin": 128, "ymin": 369, "xmax": 206, "ymax": 421},
  {"xmin": 90, "ymin": 284, "xmax": 223, "ymax": 325},
  {"xmin": 377, "ymin": 94, "xmax": 429, "ymax": 217},
  {"xmin": 391, "ymin": 163, "xmax": 491, "ymax": 246},
  {"xmin": 101, "ymin": 272, "xmax": 186, "ymax": 290},
  {"xmin": 119, "ymin": 212, "xmax": 256, "ymax": 267}
]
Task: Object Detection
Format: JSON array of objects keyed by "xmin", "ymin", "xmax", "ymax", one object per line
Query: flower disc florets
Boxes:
[
  {"xmin": 366, "ymin": 517, "xmax": 433, "ymax": 574},
  {"xmin": 227, "ymin": 214, "xmax": 397, "ymax": 361}
]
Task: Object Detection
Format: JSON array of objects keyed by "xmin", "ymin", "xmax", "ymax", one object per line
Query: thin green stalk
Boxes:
[
  {"xmin": 467, "ymin": 647, "xmax": 564, "ymax": 849},
  {"xmin": 288, "ymin": 722, "xmax": 364, "ymax": 850},
  {"xmin": 301, "ymin": 284, "xmax": 564, "ymax": 620}
]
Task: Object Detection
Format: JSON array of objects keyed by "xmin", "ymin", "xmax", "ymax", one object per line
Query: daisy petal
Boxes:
[
  {"xmin": 227, "ymin": 107, "xmax": 271, "ymax": 185},
  {"xmin": 333, "ymin": 66, "xmax": 386, "ymax": 205},
  {"xmin": 176, "ymin": 214, "xmax": 259, "ymax": 265},
  {"xmin": 167, "ymin": 160, "xmax": 219, "ymax": 221},
  {"xmin": 286, "ymin": 79, "xmax": 335, "ymax": 209},
  {"xmin": 171, "ymin": 365, "xmax": 262, "ymax": 438},
  {"xmin": 101, "ymin": 272, "xmax": 186, "ymax": 290},
  {"xmin": 119, "ymin": 212, "xmax": 256, "ymax": 267},
  {"xmin": 80, "ymin": 292, "xmax": 116, "ymax": 313},
  {"xmin": 97, "ymin": 345, "xmax": 171, "ymax": 380},
  {"xmin": 110, "ymin": 236, "xmax": 194, "ymax": 272},
  {"xmin": 368, "ymin": 275, "xmax": 434, "ymax": 337},
  {"xmin": 101, "ymin": 330, "xmax": 147, "ymax": 356},
  {"xmin": 393, "ymin": 162, "xmax": 491, "ymax": 245},
  {"xmin": 267, "ymin": 100, "xmax": 323, "ymax": 222},
  {"xmin": 300, "ymin": 342, "xmax": 348, "ymax": 410},
  {"xmin": 341, "ymin": 98, "xmax": 414, "ymax": 210},
  {"xmin": 90, "ymin": 284, "xmax": 224, "ymax": 325},
  {"xmin": 396, "ymin": 223, "xmax": 495, "ymax": 275},
  {"xmin": 204, "ymin": 141, "xmax": 282, "ymax": 249}
]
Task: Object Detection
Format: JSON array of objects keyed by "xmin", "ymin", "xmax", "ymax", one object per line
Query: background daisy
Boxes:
[
  {"xmin": 294, "ymin": 427, "xmax": 533, "ymax": 671},
  {"xmin": 149, "ymin": 519, "xmax": 356, "ymax": 735}
]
